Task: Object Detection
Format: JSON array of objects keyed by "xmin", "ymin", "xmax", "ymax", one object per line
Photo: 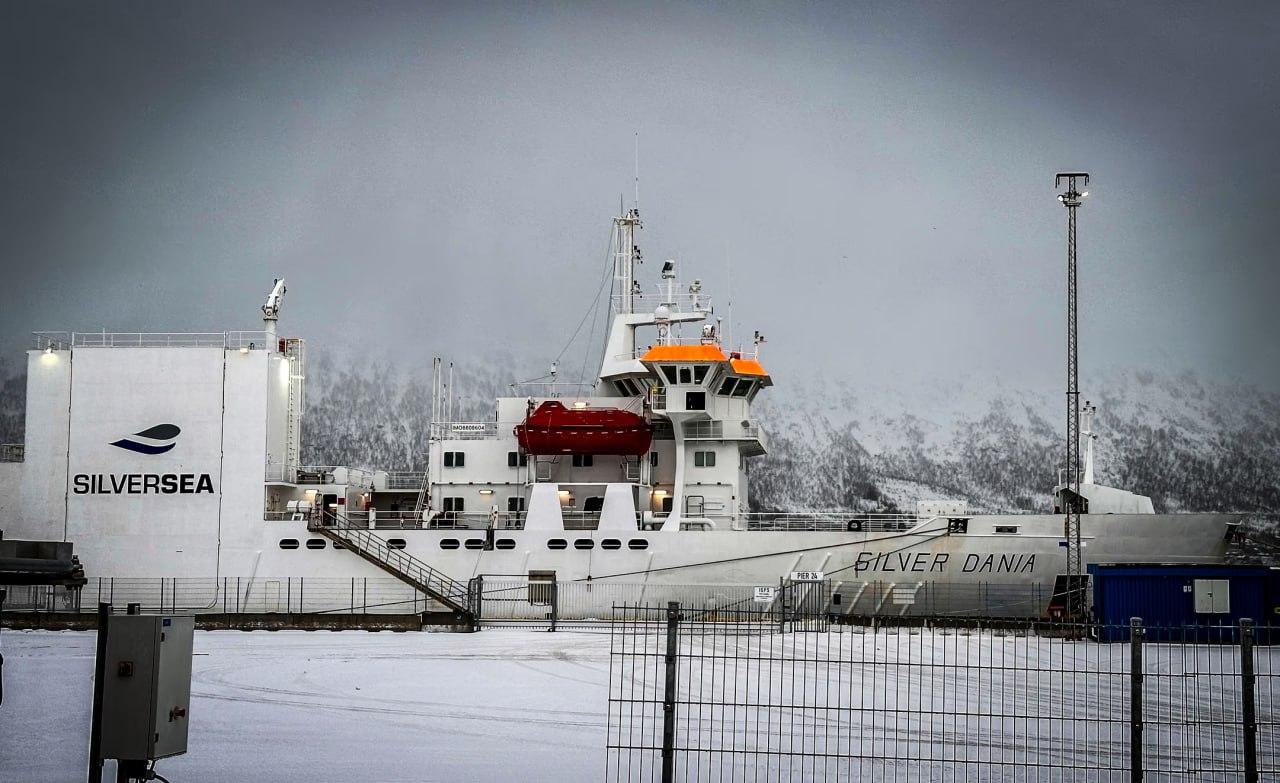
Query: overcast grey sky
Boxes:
[{"xmin": 2, "ymin": 1, "xmax": 1278, "ymax": 389}]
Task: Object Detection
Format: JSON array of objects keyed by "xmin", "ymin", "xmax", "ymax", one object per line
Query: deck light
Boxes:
[{"xmin": 479, "ymin": 489, "xmax": 494, "ymax": 496}]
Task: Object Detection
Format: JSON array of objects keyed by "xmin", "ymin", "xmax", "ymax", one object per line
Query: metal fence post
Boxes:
[
  {"xmin": 662, "ymin": 601, "xmax": 681, "ymax": 783},
  {"xmin": 1241, "ymin": 617, "xmax": 1258, "ymax": 783},
  {"xmin": 549, "ymin": 581, "xmax": 558, "ymax": 632},
  {"xmin": 1130, "ymin": 617, "xmax": 1144, "ymax": 782}
]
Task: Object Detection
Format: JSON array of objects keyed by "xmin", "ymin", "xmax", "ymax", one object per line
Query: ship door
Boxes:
[{"xmin": 685, "ymin": 495, "xmax": 705, "ymax": 516}]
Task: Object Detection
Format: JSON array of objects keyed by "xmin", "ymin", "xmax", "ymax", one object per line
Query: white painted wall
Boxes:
[
  {"xmin": 66, "ymin": 347, "xmax": 227, "ymax": 578},
  {"xmin": 16, "ymin": 349, "xmax": 71, "ymax": 541}
]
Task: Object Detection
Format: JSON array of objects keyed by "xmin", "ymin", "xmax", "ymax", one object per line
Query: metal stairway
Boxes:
[{"xmin": 308, "ymin": 510, "xmax": 472, "ymax": 621}]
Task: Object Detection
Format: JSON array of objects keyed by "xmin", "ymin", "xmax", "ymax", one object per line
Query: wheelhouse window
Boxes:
[
  {"xmin": 718, "ymin": 378, "xmax": 738, "ymax": 395},
  {"xmin": 679, "ymin": 367, "xmax": 693, "ymax": 384},
  {"xmin": 685, "ymin": 391, "xmax": 706, "ymax": 410},
  {"xmin": 731, "ymin": 381, "xmax": 753, "ymax": 397},
  {"xmin": 693, "ymin": 365, "xmax": 708, "ymax": 384},
  {"xmin": 572, "ymin": 454, "xmax": 594, "ymax": 468},
  {"xmin": 444, "ymin": 451, "xmax": 466, "ymax": 468},
  {"xmin": 660, "ymin": 366, "xmax": 678, "ymax": 384},
  {"xmin": 694, "ymin": 450, "xmax": 716, "ymax": 467}
]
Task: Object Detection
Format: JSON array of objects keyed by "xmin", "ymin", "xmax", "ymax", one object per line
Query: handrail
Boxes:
[{"xmin": 310, "ymin": 510, "xmax": 470, "ymax": 608}]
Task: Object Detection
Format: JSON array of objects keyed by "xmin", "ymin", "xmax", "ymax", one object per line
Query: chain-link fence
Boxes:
[{"xmin": 607, "ymin": 603, "xmax": 1279, "ymax": 782}]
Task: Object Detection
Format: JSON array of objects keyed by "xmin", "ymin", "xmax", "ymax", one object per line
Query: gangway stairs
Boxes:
[{"xmin": 309, "ymin": 510, "xmax": 473, "ymax": 625}]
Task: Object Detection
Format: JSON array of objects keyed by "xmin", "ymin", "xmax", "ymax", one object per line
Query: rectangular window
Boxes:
[
  {"xmin": 507, "ymin": 496, "xmax": 526, "ymax": 513},
  {"xmin": 685, "ymin": 391, "xmax": 706, "ymax": 410},
  {"xmin": 572, "ymin": 454, "xmax": 594, "ymax": 467},
  {"xmin": 444, "ymin": 451, "xmax": 466, "ymax": 467},
  {"xmin": 731, "ymin": 381, "xmax": 752, "ymax": 397},
  {"xmin": 442, "ymin": 497, "xmax": 465, "ymax": 512},
  {"xmin": 507, "ymin": 451, "xmax": 527, "ymax": 467},
  {"xmin": 660, "ymin": 366, "xmax": 678, "ymax": 384},
  {"xmin": 718, "ymin": 378, "xmax": 738, "ymax": 396},
  {"xmin": 678, "ymin": 367, "xmax": 693, "ymax": 384},
  {"xmin": 994, "ymin": 525, "xmax": 1019, "ymax": 534},
  {"xmin": 693, "ymin": 365, "xmax": 708, "ymax": 383},
  {"xmin": 650, "ymin": 452, "xmax": 658, "ymax": 466},
  {"xmin": 694, "ymin": 450, "xmax": 716, "ymax": 467}
]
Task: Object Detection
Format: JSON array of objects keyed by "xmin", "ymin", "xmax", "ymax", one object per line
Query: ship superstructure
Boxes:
[{"xmin": 0, "ymin": 205, "xmax": 1241, "ymax": 618}]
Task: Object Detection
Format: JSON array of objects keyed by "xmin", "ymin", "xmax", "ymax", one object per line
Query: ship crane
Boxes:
[{"xmin": 262, "ymin": 278, "xmax": 287, "ymax": 342}]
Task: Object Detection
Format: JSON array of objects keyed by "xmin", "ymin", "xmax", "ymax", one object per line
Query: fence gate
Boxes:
[{"xmin": 779, "ymin": 576, "xmax": 831, "ymax": 632}]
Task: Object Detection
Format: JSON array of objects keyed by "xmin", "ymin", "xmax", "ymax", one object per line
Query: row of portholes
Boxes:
[
  {"xmin": 282, "ymin": 537, "xmax": 650, "ymax": 552},
  {"xmin": 437, "ymin": 538, "xmax": 649, "ymax": 551},
  {"xmin": 280, "ymin": 538, "xmax": 347, "ymax": 550}
]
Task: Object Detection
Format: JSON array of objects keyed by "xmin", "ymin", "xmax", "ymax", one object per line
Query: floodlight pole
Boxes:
[{"xmin": 1055, "ymin": 172, "xmax": 1089, "ymax": 582}]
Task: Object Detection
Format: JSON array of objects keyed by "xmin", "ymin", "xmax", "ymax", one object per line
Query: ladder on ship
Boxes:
[{"xmin": 309, "ymin": 510, "xmax": 473, "ymax": 624}]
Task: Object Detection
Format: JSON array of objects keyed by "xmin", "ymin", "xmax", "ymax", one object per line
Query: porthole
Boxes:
[
  {"xmin": 574, "ymin": 539, "xmax": 595, "ymax": 550},
  {"xmin": 464, "ymin": 539, "xmax": 485, "ymax": 550},
  {"xmin": 628, "ymin": 539, "xmax": 649, "ymax": 550},
  {"xmin": 548, "ymin": 538, "xmax": 568, "ymax": 550},
  {"xmin": 601, "ymin": 539, "xmax": 622, "ymax": 550},
  {"xmin": 439, "ymin": 539, "xmax": 460, "ymax": 550},
  {"xmin": 387, "ymin": 538, "xmax": 407, "ymax": 550},
  {"xmin": 305, "ymin": 539, "xmax": 326, "ymax": 550},
  {"xmin": 278, "ymin": 538, "xmax": 299, "ymax": 550},
  {"xmin": 495, "ymin": 538, "xmax": 516, "ymax": 550}
]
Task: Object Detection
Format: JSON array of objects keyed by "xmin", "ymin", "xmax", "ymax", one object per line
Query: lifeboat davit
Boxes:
[{"xmin": 514, "ymin": 400, "xmax": 653, "ymax": 456}]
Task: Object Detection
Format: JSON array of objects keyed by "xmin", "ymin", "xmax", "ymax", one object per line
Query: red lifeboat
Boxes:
[{"xmin": 515, "ymin": 400, "xmax": 653, "ymax": 456}]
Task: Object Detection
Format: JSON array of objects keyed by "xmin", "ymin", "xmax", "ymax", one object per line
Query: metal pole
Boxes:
[
  {"xmin": 88, "ymin": 603, "xmax": 111, "ymax": 783},
  {"xmin": 1241, "ymin": 618, "xmax": 1258, "ymax": 783},
  {"xmin": 661, "ymin": 601, "xmax": 681, "ymax": 783},
  {"xmin": 1056, "ymin": 172, "xmax": 1090, "ymax": 612},
  {"xmin": 1130, "ymin": 616, "xmax": 1144, "ymax": 782},
  {"xmin": 549, "ymin": 581, "xmax": 558, "ymax": 633},
  {"xmin": 0, "ymin": 588, "xmax": 6, "ymax": 708}
]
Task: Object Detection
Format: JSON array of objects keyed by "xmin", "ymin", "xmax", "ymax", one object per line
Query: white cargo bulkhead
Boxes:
[{"xmin": 13, "ymin": 337, "xmax": 292, "ymax": 579}]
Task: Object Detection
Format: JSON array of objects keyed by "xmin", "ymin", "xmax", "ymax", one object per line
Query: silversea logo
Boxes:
[
  {"xmin": 110, "ymin": 423, "xmax": 181, "ymax": 455},
  {"xmin": 72, "ymin": 424, "xmax": 215, "ymax": 495}
]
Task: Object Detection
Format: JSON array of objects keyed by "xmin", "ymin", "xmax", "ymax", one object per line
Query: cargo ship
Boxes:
[{"xmin": 0, "ymin": 206, "xmax": 1239, "ymax": 619}]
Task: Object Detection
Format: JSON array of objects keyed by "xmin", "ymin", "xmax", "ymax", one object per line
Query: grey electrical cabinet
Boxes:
[{"xmin": 100, "ymin": 615, "xmax": 194, "ymax": 761}]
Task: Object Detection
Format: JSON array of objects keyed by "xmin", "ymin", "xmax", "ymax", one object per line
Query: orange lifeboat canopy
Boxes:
[{"xmin": 514, "ymin": 400, "xmax": 653, "ymax": 456}]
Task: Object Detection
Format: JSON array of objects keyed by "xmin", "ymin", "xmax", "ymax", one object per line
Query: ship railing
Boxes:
[
  {"xmin": 421, "ymin": 511, "xmax": 527, "ymax": 530},
  {"xmin": 264, "ymin": 464, "xmax": 375, "ymax": 487},
  {"xmin": 383, "ymin": 472, "xmax": 426, "ymax": 490},
  {"xmin": 1056, "ymin": 468, "xmax": 1086, "ymax": 488},
  {"xmin": 743, "ymin": 512, "xmax": 925, "ymax": 532},
  {"xmin": 0, "ymin": 443, "xmax": 24, "ymax": 463},
  {"xmin": 650, "ymin": 390, "xmax": 667, "ymax": 411},
  {"xmin": 505, "ymin": 381, "xmax": 597, "ymax": 396},
  {"xmin": 33, "ymin": 330, "xmax": 276, "ymax": 350}
]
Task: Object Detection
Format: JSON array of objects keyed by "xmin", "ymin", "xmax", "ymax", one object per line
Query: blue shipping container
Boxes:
[{"xmin": 1089, "ymin": 563, "xmax": 1279, "ymax": 643}]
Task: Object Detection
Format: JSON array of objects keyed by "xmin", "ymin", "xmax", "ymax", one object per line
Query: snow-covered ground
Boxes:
[
  {"xmin": 1, "ymin": 630, "xmax": 613, "ymax": 783},
  {"xmin": 1, "ymin": 628, "xmax": 1275, "ymax": 782}
]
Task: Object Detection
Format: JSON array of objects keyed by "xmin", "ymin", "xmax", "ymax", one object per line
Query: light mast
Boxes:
[{"xmin": 1055, "ymin": 172, "xmax": 1089, "ymax": 586}]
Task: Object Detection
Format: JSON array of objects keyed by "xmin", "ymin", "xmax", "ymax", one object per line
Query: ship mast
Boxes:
[
  {"xmin": 1055, "ymin": 172, "xmax": 1089, "ymax": 587},
  {"xmin": 612, "ymin": 204, "xmax": 643, "ymax": 317}
]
